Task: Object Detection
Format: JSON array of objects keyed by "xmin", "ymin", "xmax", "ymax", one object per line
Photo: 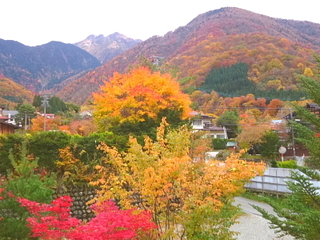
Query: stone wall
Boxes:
[{"xmin": 54, "ymin": 185, "xmax": 96, "ymax": 221}]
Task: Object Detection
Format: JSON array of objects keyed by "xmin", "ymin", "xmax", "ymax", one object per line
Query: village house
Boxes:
[
  {"xmin": 190, "ymin": 111, "xmax": 228, "ymax": 139},
  {"xmin": 0, "ymin": 106, "xmax": 20, "ymax": 134}
]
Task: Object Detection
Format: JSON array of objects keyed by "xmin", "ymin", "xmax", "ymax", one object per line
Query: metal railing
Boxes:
[{"xmin": 245, "ymin": 167, "xmax": 319, "ymax": 194}]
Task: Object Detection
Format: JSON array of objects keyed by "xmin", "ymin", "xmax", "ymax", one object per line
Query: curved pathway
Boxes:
[{"xmin": 231, "ymin": 197, "xmax": 295, "ymax": 240}]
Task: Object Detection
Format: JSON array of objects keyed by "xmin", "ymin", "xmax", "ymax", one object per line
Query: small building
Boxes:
[
  {"xmin": 190, "ymin": 111, "xmax": 228, "ymax": 139},
  {"xmin": 190, "ymin": 111, "xmax": 214, "ymax": 130},
  {"xmin": 37, "ymin": 112, "xmax": 55, "ymax": 119},
  {"xmin": 226, "ymin": 141, "xmax": 237, "ymax": 151},
  {"xmin": 3, "ymin": 110, "xmax": 19, "ymax": 125},
  {"xmin": 79, "ymin": 110, "xmax": 92, "ymax": 118},
  {"xmin": 305, "ymin": 103, "xmax": 320, "ymax": 117},
  {"xmin": 203, "ymin": 123, "xmax": 228, "ymax": 139},
  {"xmin": 0, "ymin": 121, "xmax": 20, "ymax": 134},
  {"xmin": 0, "ymin": 106, "xmax": 21, "ymax": 134}
]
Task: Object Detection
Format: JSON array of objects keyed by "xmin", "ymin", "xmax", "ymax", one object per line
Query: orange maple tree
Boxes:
[
  {"xmin": 68, "ymin": 119, "xmax": 97, "ymax": 136},
  {"xmin": 30, "ymin": 115, "xmax": 64, "ymax": 132},
  {"xmin": 92, "ymin": 67, "xmax": 191, "ymax": 130}
]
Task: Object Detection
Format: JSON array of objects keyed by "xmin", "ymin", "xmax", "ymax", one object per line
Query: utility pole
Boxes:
[
  {"xmin": 24, "ymin": 112, "xmax": 27, "ymax": 130},
  {"xmin": 41, "ymin": 95, "xmax": 50, "ymax": 131},
  {"xmin": 290, "ymin": 108, "xmax": 296, "ymax": 159}
]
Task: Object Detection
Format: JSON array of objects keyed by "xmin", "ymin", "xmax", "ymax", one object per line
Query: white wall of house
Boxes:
[
  {"xmin": 191, "ymin": 112, "xmax": 228, "ymax": 139},
  {"xmin": 3, "ymin": 110, "xmax": 18, "ymax": 125}
]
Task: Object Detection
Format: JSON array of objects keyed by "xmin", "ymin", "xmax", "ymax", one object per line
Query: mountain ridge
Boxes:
[
  {"xmin": 1, "ymin": 7, "xmax": 320, "ymax": 106},
  {"xmin": 74, "ymin": 32, "xmax": 142, "ymax": 63},
  {"xmin": 0, "ymin": 39, "xmax": 101, "ymax": 92},
  {"xmin": 55, "ymin": 7, "xmax": 320, "ymax": 105}
]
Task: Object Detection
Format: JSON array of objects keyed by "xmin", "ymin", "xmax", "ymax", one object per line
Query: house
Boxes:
[
  {"xmin": 79, "ymin": 110, "xmax": 92, "ymax": 118},
  {"xmin": 3, "ymin": 110, "xmax": 19, "ymax": 125},
  {"xmin": 305, "ymin": 103, "xmax": 320, "ymax": 117},
  {"xmin": 37, "ymin": 112, "xmax": 55, "ymax": 119},
  {"xmin": 190, "ymin": 111, "xmax": 213, "ymax": 130},
  {"xmin": 0, "ymin": 107, "xmax": 20, "ymax": 134},
  {"xmin": 270, "ymin": 118, "xmax": 310, "ymax": 158},
  {"xmin": 0, "ymin": 121, "xmax": 20, "ymax": 134},
  {"xmin": 202, "ymin": 123, "xmax": 228, "ymax": 139},
  {"xmin": 226, "ymin": 141, "xmax": 237, "ymax": 151},
  {"xmin": 190, "ymin": 111, "xmax": 228, "ymax": 139}
]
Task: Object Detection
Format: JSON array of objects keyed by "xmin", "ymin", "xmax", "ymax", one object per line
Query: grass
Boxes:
[{"xmin": 241, "ymin": 190, "xmax": 289, "ymax": 206}]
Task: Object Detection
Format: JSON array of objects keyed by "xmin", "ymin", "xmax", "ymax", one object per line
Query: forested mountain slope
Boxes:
[
  {"xmin": 0, "ymin": 75, "xmax": 34, "ymax": 108},
  {"xmin": 0, "ymin": 39, "xmax": 101, "ymax": 92},
  {"xmin": 54, "ymin": 7, "xmax": 320, "ymax": 105}
]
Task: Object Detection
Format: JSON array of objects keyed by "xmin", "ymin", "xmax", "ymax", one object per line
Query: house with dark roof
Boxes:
[{"xmin": 305, "ymin": 103, "xmax": 320, "ymax": 117}]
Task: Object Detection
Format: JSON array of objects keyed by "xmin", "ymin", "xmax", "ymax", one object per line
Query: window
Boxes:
[{"xmin": 193, "ymin": 120, "xmax": 202, "ymax": 126}]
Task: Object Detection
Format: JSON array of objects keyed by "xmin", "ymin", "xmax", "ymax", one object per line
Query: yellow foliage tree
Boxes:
[
  {"xmin": 90, "ymin": 120, "xmax": 266, "ymax": 239},
  {"xmin": 304, "ymin": 67, "xmax": 314, "ymax": 76},
  {"xmin": 265, "ymin": 79, "xmax": 282, "ymax": 91},
  {"xmin": 92, "ymin": 67, "xmax": 191, "ymax": 130},
  {"xmin": 55, "ymin": 146, "xmax": 90, "ymax": 184}
]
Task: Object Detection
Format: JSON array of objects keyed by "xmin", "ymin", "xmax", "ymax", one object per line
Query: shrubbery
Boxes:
[{"xmin": 277, "ymin": 160, "xmax": 298, "ymax": 169}]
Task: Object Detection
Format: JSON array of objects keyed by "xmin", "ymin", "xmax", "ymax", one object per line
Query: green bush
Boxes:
[
  {"xmin": 71, "ymin": 131, "xmax": 128, "ymax": 165},
  {"xmin": 212, "ymin": 138, "xmax": 228, "ymax": 150},
  {"xmin": 28, "ymin": 131, "xmax": 71, "ymax": 171},
  {"xmin": 277, "ymin": 159, "xmax": 298, "ymax": 169},
  {"xmin": 0, "ymin": 133, "xmax": 24, "ymax": 175}
]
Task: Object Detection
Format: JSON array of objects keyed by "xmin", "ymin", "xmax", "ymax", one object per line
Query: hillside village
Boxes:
[{"xmin": 0, "ymin": 97, "xmax": 317, "ymax": 160}]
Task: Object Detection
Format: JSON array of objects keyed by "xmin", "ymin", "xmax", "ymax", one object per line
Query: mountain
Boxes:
[
  {"xmin": 74, "ymin": 32, "xmax": 142, "ymax": 63},
  {"xmin": 55, "ymin": 7, "xmax": 320, "ymax": 105},
  {"xmin": 0, "ymin": 74, "xmax": 34, "ymax": 108},
  {"xmin": 0, "ymin": 39, "xmax": 101, "ymax": 92}
]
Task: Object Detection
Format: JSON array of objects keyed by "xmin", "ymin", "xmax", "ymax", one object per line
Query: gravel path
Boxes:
[
  {"xmin": 230, "ymin": 213, "xmax": 294, "ymax": 240},
  {"xmin": 231, "ymin": 197, "xmax": 295, "ymax": 240}
]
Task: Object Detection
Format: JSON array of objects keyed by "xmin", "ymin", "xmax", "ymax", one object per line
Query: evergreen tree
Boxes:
[
  {"xmin": 253, "ymin": 170, "xmax": 320, "ymax": 240},
  {"xmin": 0, "ymin": 141, "xmax": 56, "ymax": 239},
  {"xmin": 259, "ymin": 130, "xmax": 281, "ymax": 159},
  {"xmin": 216, "ymin": 110, "xmax": 239, "ymax": 138},
  {"xmin": 47, "ymin": 96, "xmax": 68, "ymax": 114},
  {"xmin": 200, "ymin": 63, "xmax": 306, "ymax": 101},
  {"xmin": 253, "ymin": 56, "xmax": 320, "ymax": 239},
  {"xmin": 32, "ymin": 94, "xmax": 43, "ymax": 110},
  {"xmin": 15, "ymin": 103, "xmax": 37, "ymax": 129},
  {"xmin": 290, "ymin": 56, "xmax": 320, "ymax": 168}
]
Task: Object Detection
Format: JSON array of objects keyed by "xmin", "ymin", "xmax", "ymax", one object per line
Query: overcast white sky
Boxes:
[{"xmin": 1, "ymin": 0, "xmax": 319, "ymax": 46}]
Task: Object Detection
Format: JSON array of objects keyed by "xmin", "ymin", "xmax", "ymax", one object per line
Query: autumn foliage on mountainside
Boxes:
[
  {"xmin": 93, "ymin": 67, "xmax": 191, "ymax": 130},
  {"xmin": 55, "ymin": 7, "xmax": 320, "ymax": 105},
  {"xmin": 0, "ymin": 76, "xmax": 34, "ymax": 108},
  {"xmin": 190, "ymin": 91, "xmax": 286, "ymax": 117},
  {"xmin": 90, "ymin": 120, "xmax": 266, "ymax": 239},
  {"xmin": 169, "ymin": 33, "xmax": 318, "ymax": 91}
]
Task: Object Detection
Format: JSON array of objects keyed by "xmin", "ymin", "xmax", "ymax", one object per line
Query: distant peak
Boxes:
[{"xmin": 109, "ymin": 32, "xmax": 129, "ymax": 39}]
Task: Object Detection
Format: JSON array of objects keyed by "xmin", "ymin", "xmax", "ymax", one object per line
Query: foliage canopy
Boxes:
[{"xmin": 92, "ymin": 66, "xmax": 191, "ymax": 131}]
